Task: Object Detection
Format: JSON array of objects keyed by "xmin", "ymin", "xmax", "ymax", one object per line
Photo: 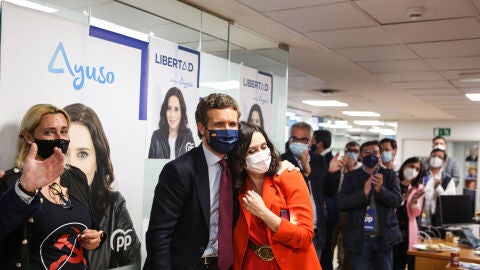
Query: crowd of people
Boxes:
[{"xmin": 0, "ymin": 92, "xmax": 466, "ymax": 270}]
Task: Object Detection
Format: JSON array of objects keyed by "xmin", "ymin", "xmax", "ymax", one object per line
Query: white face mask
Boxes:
[
  {"xmin": 245, "ymin": 148, "xmax": 271, "ymax": 174},
  {"xmin": 433, "ymin": 143, "xmax": 446, "ymax": 150},
  {"xmin": 429, "ymin": 156, "xmax": 443, "ymax": 168},
  {"xmin": 403, "ymin": 167, "xmax": 419, "ymax": 180}
]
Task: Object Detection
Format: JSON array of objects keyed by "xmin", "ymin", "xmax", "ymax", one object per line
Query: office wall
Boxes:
[{"xmin": 397, "ymin": 119, "xmax": 480, "ymax": 210}]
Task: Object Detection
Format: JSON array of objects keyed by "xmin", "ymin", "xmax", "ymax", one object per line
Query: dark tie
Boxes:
[{"xmin": 218, "ymin": 159, "xmax": 233, "ymax": 270}]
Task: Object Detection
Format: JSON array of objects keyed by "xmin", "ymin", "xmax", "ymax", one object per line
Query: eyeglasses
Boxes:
[
  {"xmin": 289, "ymin": 136, "xmax": 309, "ymax": 144},
  {"xmin": 49, "ymin": 182, "xmax": 72, "ymax": 209},
  {"xmin": 362, "ymin": 150, "xmax": 379, "ymax": 155}
]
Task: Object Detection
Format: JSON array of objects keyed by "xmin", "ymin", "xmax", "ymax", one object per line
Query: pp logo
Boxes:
[
  {"xmin": 110, "ymin": 229, "xmax": 133, "ymax": 251},
  {"xmin": 364, "ymin": 214, "xmax": 373, "ymax": 224}
]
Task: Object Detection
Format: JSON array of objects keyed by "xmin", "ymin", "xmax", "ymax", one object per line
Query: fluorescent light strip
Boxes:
[
  {"xmin": 466, "ymin": 93, "xmax": 480, "ymax": 101},
  {"xmin": 354, "ymin": 120, "xmax": 384, "ymax": 126},
  {"xmin": 6, "ymin": 0, "xmax": 57, "ymax": 13},
  {"xmin": 342, "ymin": 111, "xmax": 380, "ymax": 117},
  {"xmin": 302, "ymin": 100, "xmax": 348, "ymax": 107},
  {"xmin": 459, "ymin": 73, "xmax": 480, "ymax": 82},
  {"xmin": 369, "ymin": 128, "xmax": 396, "ymax": 135}
]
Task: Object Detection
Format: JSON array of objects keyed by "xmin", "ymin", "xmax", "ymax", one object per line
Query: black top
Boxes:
[
  {"xmin": 30, "ymin": 194, "xmax": 90, "ymax": 269},
  {"xmin": 0, "ymin": 166, "xmax": 101, "ymax": 270}
]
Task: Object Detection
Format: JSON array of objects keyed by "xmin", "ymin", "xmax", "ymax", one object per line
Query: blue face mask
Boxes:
[
  {"xmin": 346, "ymin": 152, "xmax": 358, "ymax": 162},
  {"xmin": 362, "ymin": 154, "xmax": 379, "ymax": 169},
  {"xmin": 381, "ymin": 151, "xmax": 393, "ymax": 163},
  {"xmin": 289, "ymin": 142, "xmax": 308, "ymax": 158},
  {"xmin": 207, "ymin": 129, "xmax": 238, "ymax": 154}
]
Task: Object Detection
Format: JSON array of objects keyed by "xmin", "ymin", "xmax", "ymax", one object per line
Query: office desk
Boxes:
[{"xmin": 408, "ymin": 239, "xmax": 480, "ymax": 270}]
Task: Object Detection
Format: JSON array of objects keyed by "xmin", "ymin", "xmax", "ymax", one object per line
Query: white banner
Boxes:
[
  {"xmin": 239, "ymin": 64, "xmax": 273, "ymax": 132},
  {"xmin": 0, "ymin": 3, "xmax": 145, "ymax": 268}
]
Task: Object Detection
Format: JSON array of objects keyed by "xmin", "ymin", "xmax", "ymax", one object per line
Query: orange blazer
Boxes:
[{"xmin": 233, "ymin": 170, "xmax": 322, "ymax": 270}]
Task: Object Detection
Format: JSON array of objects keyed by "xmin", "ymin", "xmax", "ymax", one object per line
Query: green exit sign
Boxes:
[{"xmin": 433, "ymin": 128, "xmax": 451, "ymax": 137}]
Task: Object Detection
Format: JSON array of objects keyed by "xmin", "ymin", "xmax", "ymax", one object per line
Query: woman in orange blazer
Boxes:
[{"xmin": 228, "ymin": 122, "xmax": 321, "ymax": 270}]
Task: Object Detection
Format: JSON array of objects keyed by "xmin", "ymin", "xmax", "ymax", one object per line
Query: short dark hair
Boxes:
[
  {"xmin": 430, "ymin": 148, "xmax": 447, "ymax": 160},
  {"xmin": 345, "ymin": 141, "xmax": 359, "ymax": 149},
  {"xmin": 228, "ymin": 122, "xmax": 280, "ymax": 190},
  {"xmin": 398, "ymin": 156, "xmax": 426, "ymax": 187},
  {"xmin": 380, "ymin": 138, "xmax": 397, "ymax": 150},
  {"xmin": 195, "ymin": 93, "xmax": 240, "ymax": 138},
  {"xmin": 432, "ymin": 136, "xmax": 446, "ymax": 144},
  {"xmin": 313, "ymin": 129, "xmax": 331, "ymax": 148},
  {"xmin": 360, "ymin": 140, "xmax": 379, "ymax": 153}
]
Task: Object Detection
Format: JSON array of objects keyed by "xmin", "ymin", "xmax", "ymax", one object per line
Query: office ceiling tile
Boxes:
[
  {"xmin": 335, "ymin": 45, "xmax": 417, "ymax": 62},
  {"xmin": 265, "ymin": 2, "xmax": 374, "ymax": 33},
  {"xmin": 307, "ymin": 26, "xmax": 400, "ymax": 48},
  {"xmin": 409, "ymin": 39, "xmax": 480, "ymax": 58},
  {"xmin": 385, "ymin": 17, "xmax": 480, "ymax": 44},
  {"xmin": 358, "ymin": 59, "xmax": 432, "ymax": 74}
]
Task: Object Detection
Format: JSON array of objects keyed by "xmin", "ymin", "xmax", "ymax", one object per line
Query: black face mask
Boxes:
[
  {"xmin": 34, "ymin": 139, "xmax": 70, "ymax": 159},
  {"xmin": 362, "ymin": 154, "xmax": 379, "ymax": 169}
]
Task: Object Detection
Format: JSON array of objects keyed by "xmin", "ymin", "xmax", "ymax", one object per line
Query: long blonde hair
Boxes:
[{"xmin": 16, "ymin": 104, "xmax": 70, "ymax": 168}]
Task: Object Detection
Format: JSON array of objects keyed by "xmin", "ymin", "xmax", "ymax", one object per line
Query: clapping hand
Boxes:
[{"xmin": 329, "ymin": 152, "xmax": 346, "ymax": 173}]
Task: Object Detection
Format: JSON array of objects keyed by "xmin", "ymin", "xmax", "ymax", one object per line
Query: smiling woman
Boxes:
[{"xmin": 148, "ymin": 86, "xmax": 195, "ymax": 159}]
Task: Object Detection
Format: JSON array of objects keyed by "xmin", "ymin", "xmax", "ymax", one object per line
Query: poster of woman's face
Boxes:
[
  {"xmin": 247, "ymin": 103, "xmax": 264, "ymax": 129},
  {"xmin": 147, "ymin": 87, "xmax": 196, "ymax": 159}
]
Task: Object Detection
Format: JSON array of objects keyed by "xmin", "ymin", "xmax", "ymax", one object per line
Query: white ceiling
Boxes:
[
  {"xmin": 34, "ymin": 0, "xmax": 480, "ymax": 122},
  {"xmin": 183, "ymin": 0, "xmax": 480, "ymax": 122}
]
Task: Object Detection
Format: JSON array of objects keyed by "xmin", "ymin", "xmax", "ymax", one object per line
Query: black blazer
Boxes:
[
  {"xmin": 144, "ymin": 144, "xmax": 238, "ymax": 270},
  {"xmin": 280, "ymin": 150, "xmax": 327, "ymax": 249}
]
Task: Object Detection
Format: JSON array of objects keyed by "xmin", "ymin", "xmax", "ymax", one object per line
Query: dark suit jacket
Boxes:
[
  {"xmin": 144, "ymin": 144, "xmax": 238, "ymax": 270},
  {"xmin": 337, "ymin": 166, "xmax": 403, "ymax": 253},
  {"xmin": 281, "ymin": 150, "xmax": 327, "ymax": 249}
]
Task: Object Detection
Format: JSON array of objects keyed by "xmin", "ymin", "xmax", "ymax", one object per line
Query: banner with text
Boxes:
[
  {"xmin": 0, "ymin": 3, "xmax": 145, "ymax": 269},
  {"xmin": 239, "ymin": 64, "xmax": 273, "ymax": 133}
]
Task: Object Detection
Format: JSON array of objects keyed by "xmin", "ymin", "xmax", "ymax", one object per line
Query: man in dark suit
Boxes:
[
  {"xmin": 144, "ymin": 93, "xmax": 240, "ymax": 270},
  {"xmin": 281, "ymin": 122, "xmax": 328, "ymax": 262}
]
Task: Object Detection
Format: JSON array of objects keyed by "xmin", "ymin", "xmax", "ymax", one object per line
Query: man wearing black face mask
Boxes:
[{"xmin": 337, "ymin": 141, "xmax": 402, "ymax": 270}]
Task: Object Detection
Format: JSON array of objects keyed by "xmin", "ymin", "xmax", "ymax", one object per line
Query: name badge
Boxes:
[{"xmin": 364, "ymin": 207, "xmax": 375, "ymax": 232}]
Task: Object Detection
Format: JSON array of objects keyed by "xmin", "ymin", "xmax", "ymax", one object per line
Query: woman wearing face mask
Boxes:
[
  {"xmin": 392, "ymin": 157, "xmax": 425, "ymax": 270},
  {"xmin": 64, "ymin": 103, "xmax": 141, "ymax": 269},
  {"xmin": 0, "ymin": 104, "xmax": 104, "ymax": 269},
  {"xmin": 228, "ymin": 122, "xmax": 321, "ymax": 270}
]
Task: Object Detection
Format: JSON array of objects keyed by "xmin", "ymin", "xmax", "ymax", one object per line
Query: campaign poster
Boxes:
[
  {"xmin": 239, "ymin": 64, "xmax": 273, "ymax": 133},
  {"xmin": 0, "ymin": 3, "xmax": 145, "ymax": 268}
]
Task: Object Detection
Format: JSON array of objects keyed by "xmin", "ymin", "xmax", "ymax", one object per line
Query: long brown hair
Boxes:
[
  {"xmin": 64, "ymin": 103, "xmax": 115, "ymax": 218},
  {"xmin": 228, "ymin": 122, "xmax": 280, "ymax": 190}
]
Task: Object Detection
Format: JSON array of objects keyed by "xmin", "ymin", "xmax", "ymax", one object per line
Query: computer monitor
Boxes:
[{"xmin": 439, "ymin": 195, "xmax": 474, "ymax": 227}]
